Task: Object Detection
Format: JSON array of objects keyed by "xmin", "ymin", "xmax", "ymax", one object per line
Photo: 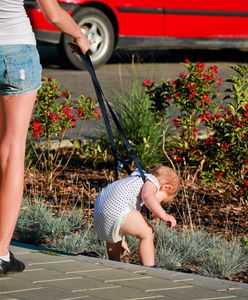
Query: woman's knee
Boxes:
[{"xmin": 0, "ymin": 142, "xmax": 26, "ymax": 165}]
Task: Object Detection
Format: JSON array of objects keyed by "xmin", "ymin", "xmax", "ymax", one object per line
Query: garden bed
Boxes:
[{"xmin": 20, "ymin": 160, "xmax": 248, "ymax": 284}]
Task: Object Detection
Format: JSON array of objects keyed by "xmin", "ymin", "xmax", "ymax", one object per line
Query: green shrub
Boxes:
[{"xmin": 113, "ymin": 79, "xmax": 169, "ymax": 168}]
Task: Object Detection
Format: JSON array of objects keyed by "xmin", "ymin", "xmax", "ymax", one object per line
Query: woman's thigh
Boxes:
[{"xmin": 0, "ymin": 92, "xmax": 37, "ymax": 144}]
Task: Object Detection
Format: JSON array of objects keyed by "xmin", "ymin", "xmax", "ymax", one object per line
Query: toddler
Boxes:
[{"xmin": 94, "ymin": 165, "xmax": 180, "ymax": 266}]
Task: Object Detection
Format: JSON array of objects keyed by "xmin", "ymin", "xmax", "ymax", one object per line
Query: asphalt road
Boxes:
[{"xmin": 39, "ymin": 45, "xmax": 248, "ymax": 139}]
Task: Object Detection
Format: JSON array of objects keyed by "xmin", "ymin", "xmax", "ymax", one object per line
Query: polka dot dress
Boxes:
[{"xmin": 93, "ymin": 170, "xmax": 160, "ymax": 243}]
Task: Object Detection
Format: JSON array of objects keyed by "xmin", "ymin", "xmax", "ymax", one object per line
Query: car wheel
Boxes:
[{"xmin": 62, "ymin": 7, "xmax": 115, "ymax": 70}]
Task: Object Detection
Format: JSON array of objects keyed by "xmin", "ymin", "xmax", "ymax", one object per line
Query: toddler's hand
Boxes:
[
  {"xmin": 121, "ymin": 237, "xmax": 130, "ymax": 254},
  {"xmin": 163, "ymin": 214, "xmax": 177, "ymax": 228}
]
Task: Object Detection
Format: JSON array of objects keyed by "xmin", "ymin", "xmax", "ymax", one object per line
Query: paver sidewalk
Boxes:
[{"xmin": 0, "ymin": 242, "xmax": 247, "ymax": 300}]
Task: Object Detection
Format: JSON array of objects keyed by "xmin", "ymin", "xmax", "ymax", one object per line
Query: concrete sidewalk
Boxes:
[{"xmin": 0, "ymin": 242, "xmax": 247, "ymax": 300}]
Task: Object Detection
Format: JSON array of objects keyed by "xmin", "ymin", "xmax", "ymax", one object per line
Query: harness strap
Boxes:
[{"xmin": 80, "ymin": 52, "xmax": 147, "ymax": 182}]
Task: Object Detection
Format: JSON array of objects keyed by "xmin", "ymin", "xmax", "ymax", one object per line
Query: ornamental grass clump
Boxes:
[
  {"xmin": 16, "ymin": 199, "xmax": 87, "ymax": 247},
  {"xmin": 154, "ymin": 223, "xmax": 248, "ymax": 279},
  {"xmin": 197, "ymin": 240, "xmax": 248, "ymax": 278}
]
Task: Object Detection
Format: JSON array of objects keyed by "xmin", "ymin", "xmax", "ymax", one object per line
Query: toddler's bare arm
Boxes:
[{"xmin": 141, "ymin": 181, "xmax": 176, "ymax": 227}]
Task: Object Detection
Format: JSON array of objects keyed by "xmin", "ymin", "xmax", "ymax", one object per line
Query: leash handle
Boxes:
[{"xmin": 80, "ymin": 52, "xmax": 147, "ymax": 182}]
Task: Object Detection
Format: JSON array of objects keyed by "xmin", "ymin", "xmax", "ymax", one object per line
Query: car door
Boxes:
[
  {"xmin": 164, "ymin": 0, "xmax": 248, "ymax": 39},
  {"xmin": 116, "ymin": 0, "xmax": 165, "ymax": 37}
]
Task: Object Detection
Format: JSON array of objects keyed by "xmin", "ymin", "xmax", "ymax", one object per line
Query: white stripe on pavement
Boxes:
[
  {"xmin": 146, "ymin": 285, "xmax": 194, "ymax": 292},
  {"xmin": 73, "ymin": 285, "xmax": 122, "ymax": 292},
  {"xmin": 0, "ymin": 287, "xmax": 47, "ymax": 295},
  {"xmin": 24, "ymin": 268, "xmax": 45, "ymax": 272},
  {"xmin": 121, "ymin": 296, "xmax": 164, "ymax": 300},
  {"xmin": 66, "ymin": 268, "xmax": 114, "ymax": 274},
  {"xmin": 59, "ymin": 296, "xmax": 89, "ymax": 300},
  {"xmin": 33, "ymin": 276, "xmax": 82, "ymax": 283},
  {"xmin": 105, "ymin": 276, "xmax": 152, "ymax": 283},
  {"xmin": 29, "ymin": 259, "xmax": 75, "ymax": 266},
  {"xmin": 172, "ymin": 278, "xmax": 194, "ymax": 282},
  {"xmin": 197, "ymin": 296, "xmax": 237, "ymax": 300}
]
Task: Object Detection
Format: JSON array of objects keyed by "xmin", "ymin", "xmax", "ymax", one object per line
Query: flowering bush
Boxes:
[
  {"xmin": 29, "ymin": 77, "xmax": 100, "ymax": 181},
  {"xmin": 144, "ymin": 60, "xmax": 221, "ymax": 166},
  {"xmin": 200, "ymin": 65, "xmax": 248, "ymax": 195},
  {"xmin": 144, "ymin": 62, "xmax": 248, "ymax": 200},
  {"xmin": 31, "ymin": 77, "xmax": 100, "ymax": 139}
]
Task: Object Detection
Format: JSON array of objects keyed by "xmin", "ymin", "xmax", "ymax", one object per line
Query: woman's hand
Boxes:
[{"xmin": 69, "ymin": 35, "xmax": 90, "ymax": 55}]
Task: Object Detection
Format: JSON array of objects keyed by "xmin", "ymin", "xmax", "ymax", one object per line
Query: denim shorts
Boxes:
[{"xmin": 0, "ymin": 44, "xmax": 42, "ymax": 96}]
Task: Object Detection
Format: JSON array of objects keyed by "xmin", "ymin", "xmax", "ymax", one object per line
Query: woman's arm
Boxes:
[
  {"xmin": 36, "ymin": 0, "xmax": 90, "ymax": 53},
  {"xmin": 141, "ymin": 180, "xmax": 176, "ymax": 227}
]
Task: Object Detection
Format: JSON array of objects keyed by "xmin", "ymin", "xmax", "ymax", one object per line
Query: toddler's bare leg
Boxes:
[
  {"xmin": 107, "ymin": 241, "xmax": 122, "ymax": 261},
  {"xmin": 121, "ymin": 210, "xmax": 154, "ymax": 266}
]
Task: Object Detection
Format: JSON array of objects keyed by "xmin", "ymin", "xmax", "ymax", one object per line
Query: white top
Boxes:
[
  {"xmin": 94, "ymin": 170, "xmax": 160, "ymax": 243},
  {"xmin": 0, "ymin": 0, "xmax": 36, "ymax": 45}
]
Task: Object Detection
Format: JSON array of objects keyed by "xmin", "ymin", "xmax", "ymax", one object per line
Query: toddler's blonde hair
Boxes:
[{"xmin": 150, "ymin": 164, "xmax": 180, "ymax": 195}]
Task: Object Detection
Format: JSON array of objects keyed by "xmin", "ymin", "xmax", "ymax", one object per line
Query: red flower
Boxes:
[
  {"xmin": 210, "ymin": 65, "xmax": 218, "ymax": 73},
  {"xmin": 143, "ymin": 80, "xmax": 152, "ymax": 87},
  {"xmin": 215, "ymin": 78, "xmax": 222, "ymax": 86},
  {"xmin": 94, "ymin": 109, "xmax": 101, "ymax": 119},
  {"xmin": 61, "ymin": 90, "xmax": 69, "ymax": 98},
  {"xmin": 32, "ymin": 119, "xmax": 43, "ymax": 138},
  {"xmin": 175, "ymin": 156, "xmax": 183, "ymax": 161},
  {"xmin": 172, "ymin": 118, "xmax": 181, "ymax": 128},
  {"xmin": 216, "ymin": 171, "xmax": 224, "ymax": 179},
  {"xmin": 202, "ymin": 94, "xmax": 211, "ymax": 103},
  {"xmin": 189, "ymin": 91, "xmax": 196, "ymax": 100},
  {"xmin": 185, "ymin": 58, "xmax": 190, "ymax": 65},
  {"xmin": 193, "ymin": 128, "xmax": 198, "ymax": 137},
  {"xmin": 220, "ymin": 143, "xmax": 228, "ymax": 151},
  {"xmin": 62, "ymin": 105, "xmax": 71, "ymax": 116}
]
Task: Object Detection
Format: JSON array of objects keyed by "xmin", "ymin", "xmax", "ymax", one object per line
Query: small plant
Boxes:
[
  {"xmin": 114, "ymin": 79, "xmax": 169, "ymax": 168},
  {"xmin": 16, "ymin": 199, "xmax": 86, "ymax": 246},
  {"xmin": 197, "ymin": 240, "xmax": 248, "ymax": 278},
  {"xmin": 28, "ymin": 77, "xmax": 100, "ymax": 185}
]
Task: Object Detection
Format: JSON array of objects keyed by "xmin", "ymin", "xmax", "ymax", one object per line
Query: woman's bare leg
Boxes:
[
  {"xmin": 121, "ymin": 210, "xmax": 155, "ymax": 266},
  {"xmin": 0, "ymin": 92, "xmax": 37, "ymax": 255}
]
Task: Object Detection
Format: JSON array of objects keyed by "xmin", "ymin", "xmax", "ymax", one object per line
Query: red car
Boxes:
[{"xmin": 25, "ymin": 0, "xmax": 248, "ymax": 69}]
